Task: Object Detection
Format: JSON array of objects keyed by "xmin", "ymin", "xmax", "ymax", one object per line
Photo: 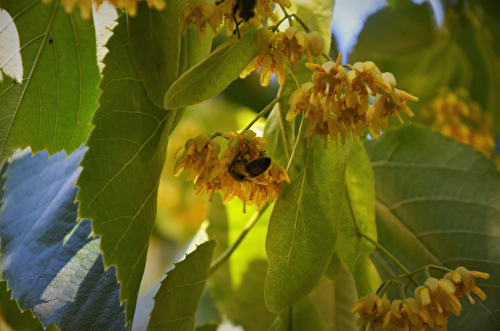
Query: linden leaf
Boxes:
[
  {"xmin": 269, "ymin": 296, "xmax": 329, "ymax": 331},
  {"xmin": 128, "ymin": 1, "xmax": 180, "ymax": 109},
  {"xmin": 146, "ymin": 239, "xmax": 216, "ymax": 331},
  {"xmin": 163, "ymin": 27, "xmax": 259, "ymax": 110},
  {"xmin": 310, "ymin": 264, "xmax": 359, "ymax": 331},
  {"xmin": 336, "ymin": 141, "xmax": 380, "ymax": 297},
  {"xmin": 364, "ymin": 124, "xmax": 500, "ymax": 330},
  {"xmin": 0, "ymin": 0, "xmax": 100, "ymax": 166},
  {"xmin": 76, "ymin": 14, "xmax": 178, "ymax": 323},
  {"xmin": 265, "ymin": 130, "xmax": 352, "ymax": 313},
  {"xmin": 295, "ymin": 0, "xmax": 334, "ymax": 54},
  {"xmin": 0, "ymin": 149, "xmax": 126, "ymax": 331}
]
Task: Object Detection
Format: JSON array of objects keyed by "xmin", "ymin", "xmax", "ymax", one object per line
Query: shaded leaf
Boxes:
[
  {"xmin": 350, "ymin": 0, "xmax": 436, "ymax": 58},
  {"xmin": 337, "ymin": 141, "xmax": 380, "ymax": 297},
  {"xmin": 0, "ymin": 0, "xmax": 100, "ymax": 166},
  {"xmin": 364, "ymin": 124, "xmax": 500, "ymax": 330},
  {"xmin": 147, "ymin": 239, "xmax": 216, "ymax": 331},
  {"xmin": 164, "ymin": 27, "xmax": 259, "ymax": 110},
  {"xmin": 310, "ymin": 263, "xmax": 359, "ymax": 331},
  {"xmin": 186, "ymin": 28, "xmax": 214, "ymax": 70},
  {"xmin": 0, "ymin": 149, "xmax": 126, "ymax": 330},
  {"xmin": 76, "ymin": 14, "xmax": 178, "ymax": 323},
  {"xmin": 128, "ymin": 0, "xmax": 180, "ymax": 109},
  {"xmin": 324, "ymin": 249, "xmax": 341, "ymax": 281},
  {"xmin": 269, "ymin": 296, "xmax": 329, "ymax": 331},
  {"xmin": 265, "ymin": 130, "xmax": 351, "ymax": 313}
]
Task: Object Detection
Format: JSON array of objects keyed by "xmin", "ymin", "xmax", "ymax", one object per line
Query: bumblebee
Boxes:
[
  {"xmin": 229, "ymin": 151, "xmax": 271, "ymax": 182},
  {"xmin": 216, "ymin": 0, "xmax": 257, "ymax": 38}
]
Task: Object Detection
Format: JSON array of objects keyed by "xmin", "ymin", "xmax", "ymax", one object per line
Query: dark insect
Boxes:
[
  {"xmin": 229, "ymin": 153, "xmax": 272, "ymax": 182},
  {"xmin": 49, "ymin": 38, "xmax": 53, "ymax": 44},
  {"xmin": 216, "ymin": 0, "xmax": 257, "ymax": 38}
]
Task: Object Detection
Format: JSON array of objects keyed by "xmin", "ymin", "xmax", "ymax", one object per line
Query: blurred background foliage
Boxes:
[{"xmin": 2, "ymin": 0, "xmax": 499, "ymax": 329}]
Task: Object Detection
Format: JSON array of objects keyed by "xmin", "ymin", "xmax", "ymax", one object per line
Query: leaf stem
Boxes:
[
  {"xmin": 360, "ymin": 233, "xmax": 419, "ymax": 287},
  {"xmin": 208, "ymin": 204, "xmax": 269, "ymax": 277},
  {"xmin": 286, "ymin": 114, "xmax": 305, "ymax": 172},
  {"xmin": 277, "ymin": 87, "xmax": 291, "ymax": 163},
  {"xmin": 243, "ymin": 97, "xmax": 280, "ymax": 131}
]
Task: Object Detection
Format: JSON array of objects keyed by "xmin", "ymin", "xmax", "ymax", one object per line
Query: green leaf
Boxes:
[
  {"xmin": 295, "ymin": 0, "xmax": 334, "ymax": 54},
  {"xmin": 350, "ymin": 0, "xmax": 436, "ymax": 58},
  {"xmin": 0, "ymin": 149, "xmax": 126, "ymax": 330},
  {"xmin": 336, "ymin": 141, "xmax": 380, "ymax": 297},
  {"xmin": 310, "ymin": 263, "xmax": 359, "ymax": 331},
  {"xmin": 147, "ymin": 239, "xmax": 216, "ymax": 331},
  {"xmin": 364, "ymin": 124, "xmax": 500, "ymax": 330},
  {"xmin": 269, "ymin": 296, "xmax": 329, "ymax": 331},
  {"xmin": 0, "ymin": 0, "xmax": 100, "ymax": 166},
  {"xmin": 265, "ymin": 131, "xmax": 352, "ymax": 313},
  {"xmin": 164, "ymin": 27, "xmax": 259, "ymax": 110},
  {"xmin": 76, "ymin": 14, "xmax": 177, "ymax": 323},
  {"xmin": 128, "ymin": 0, "xmax": 180, "ymax": 109},
  {"xmin": 186, "ymin": 28, "xmax": 214, "ymax": 70},
  {"xmin": 324, "ymin": 249, "xmax": 342, "ymax": 281}
]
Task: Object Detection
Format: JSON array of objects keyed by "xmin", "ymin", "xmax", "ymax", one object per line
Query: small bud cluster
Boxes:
[
  {"xmin": 351, "ymin": 267, "xmax": 489, "ymax": 331},
  {"xmin": 287, "ymin": 53, "xmax": 419, "ymax": 148},
  {"xmin": 178, "ymin": 0, "xmax": 292, "ymax": 42},
  {"xmin": 42, "ymin": 0, "xmax": 166, "ymax": 19},
  {"xmin": 174, "ymin": 130, "xmax": 290, "ymax": 212},
  {"xmin": 423, "ymin": 88, "xmax": 495, "ymax": 155},
  {"xmin": 240, "ymin": 27, "xmax": 325, "ymax": 86}
]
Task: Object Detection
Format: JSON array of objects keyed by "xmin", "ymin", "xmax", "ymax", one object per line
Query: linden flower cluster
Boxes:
[
  {"xmin": 42, "ymin": 0, "xmax": 166, "ymax": 19},
  {"xmin": 423, "ymin": 89, "xmax": 495, "ymax": 155},
  {"xmin": 240, "ymin": 27, "xmax": 325, "ymax": 86},
  {"xmin": 178, "ymin": 0, "xmax": 292, "ymax": 42},
  {"xmin": 174, "ymin": 130, "xmax": 290, "ymax": 212},
  {"xmin": 351, "ymin": 267, "xmax": 489, "ymax": 331},
  {"xmin": 287, "ymin": 53, "xmax": 418, "ymax": 149}
]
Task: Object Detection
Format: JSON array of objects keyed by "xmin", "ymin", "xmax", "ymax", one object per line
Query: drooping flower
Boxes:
[
  {"xmin": 179, "ymin": 0, "xmax": 222, "ymax": 42},
  {"xmin": 269, "ymin": 27, "xmax": 311, "ymax": 68},
  {"xmin": 351, "ymin": 293, "xmax": 391, "ymax": 331},
  {"xmin": 42, "ymin": 0, "xmax": 166, "ymax": 19},
  {"xmin": 444, "ymin": 267, "xmax": 489, "ymax": 304}
]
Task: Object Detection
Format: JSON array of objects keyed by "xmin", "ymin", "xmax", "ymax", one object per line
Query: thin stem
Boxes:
[
  {"xmin": 209, "ymin": 131, "xmax": 226, "ymax": 140},
  {"xmin": 286, "ymin": 114, "xmax": 305, "ymax": 172},
  {"xmin": 243, "ymin": 97, "xmax": 280, "ymax": 131},
  {"xmin": 208, "ymin": 204, "xmax": 269, "ymax": 276},
  {"xmin": 279, "ymin": 4, "xmax": 293, "ymax": 27},
  {"xmin": 321, "ymin": 52, "xmax": 333, "ymax": 62},
  {"xmin": 360, "ymin": 233, "xmax": 419, "ymax": 287},
  {"xmin": 277, "ymin": 87, "xmax": 291, "ymax": 163}
]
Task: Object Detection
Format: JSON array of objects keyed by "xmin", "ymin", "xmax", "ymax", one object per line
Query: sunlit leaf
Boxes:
[
  {"xmin": 128, "ymin": 1, "xmax": 179, "ymax": 109},
  {"xmin": 0, "ymin": 149, "xmax": 126, "ymax": 331},
  {"xmin": 337, "ymin": 141, "xmax": 380, "ymax": 297},
  {"xmin": 76, "ymin": 14, "xmax": 178, "ymax": 323},
  {"xmin": 265, "ymin": 131, "xmax": 351, "ymax": 313},
  {"xmin": 146, "ymin": 239, "xmax": 216, "ymax": 331},
  {"xmin": 364, "ymin": 124, "xmax": 500, "ymax": 331},
  {"xmin": 164, "ymin": 27, "xmax": 258, "ymax": 110},
  {"xmin": 0, "ymin": 0, "xmax": 100, "ymax": 166}
]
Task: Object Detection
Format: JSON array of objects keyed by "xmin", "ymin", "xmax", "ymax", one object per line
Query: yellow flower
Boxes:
[
  {"xmin": 42, "ymin": 0, "xmax": 166, "ymax": 19},
  {"xmin": 351, "ymin": 293, "xmax": 390, "ymax": 331},
  {"xmin": 445, "ymin": 267, "xmax": 489, "ymax": 304},
  {"xmin": 269, "ymin": 27, "xmax": 311, "ymax": 68},
  {"xmin": 179, "ymin": 0, "xmax": 222, "ymax": 42},
  {"xmin": 382, "ymin": 298, "xmax": 429, "ymax": 331},
  {"xmin": 240, "ymin": 28, "xmax": 286, "ymax": 86}
]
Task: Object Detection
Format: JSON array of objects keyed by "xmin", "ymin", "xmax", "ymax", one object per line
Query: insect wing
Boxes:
[{"xmin": 245, "ymin": 157, "xmax": 271, "ymax": 178}]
